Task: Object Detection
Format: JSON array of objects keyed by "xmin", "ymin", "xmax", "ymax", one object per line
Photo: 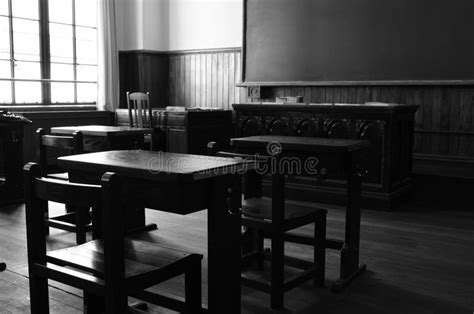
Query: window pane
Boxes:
[
  {"xmin": 12, "ymin": 0, "xmax": 38, "ymax": 20},
  {"xmin": 77, "ymin": 65, "xmax": 96, "ymax": 81},
  {"xmin": 13, "ymin": 18, "xmax": 40, "ymax": 61},
  {"xmin": 0, "ymin": 0, "xmax": 8, "ymax": 16},
  {"xmin": 0, "ymin": 60, "xmax": 10, "ymax": 77},
  {"xmin": 49, "ymin": 23, "xmax": 73, "ymax": 63},
  {"xmin": 49, "ymin": 0, "xmax": 72, "ymax": 24},
  {"xmin": 0, "ymin": 81, "xmax": 11, "ymax": 103},
  {"xmin": 51, "ymin": 82, "xmax": 74, "ymax": 103},
  {"xmin": 15, "ymin": 81, "xmax": 41, "ymax": 103},
  {"xmin": 77, "ymin": 83, "xmax": 96, "ymax": 103},
  {"xmin": 0, "ymin": 17, "xmax": 10, "ymax": 60},
  {"xmin": 76, "ymin": 26, "xmax": 96, "ymax": 64},
  {"xmin": 14, "ymin": 61, "xmax": 40, "ymax": 79},
  {"xmin": 75, "ymin": 0, "xmax": 97, "ymax": 27},
  {"xmin": 51, "ymin": 63, "xmax": 74, "ymax": 80}
]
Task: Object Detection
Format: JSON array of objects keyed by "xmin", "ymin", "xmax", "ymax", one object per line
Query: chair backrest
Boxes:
[
  {"xmin": 23, "ymin": 163, "xmax": 128, "ymax": 285},
  {"xmin": 24, "ymin": 163, "xmax": 101, "ymax": 208},
  {"xmin": 24, "ymin": 163, "xmax": 101, "ymax": 265},
  {"xmin": 207, "ymin": 141, "xmax": 265, "ymax": 199},
  {"xmin": 36, "ymin": 128, "xmax": 84, "ymax": 174},
  {"xmin": 126, "ymin": 91, "xmax": 153, "ymax": 128}
]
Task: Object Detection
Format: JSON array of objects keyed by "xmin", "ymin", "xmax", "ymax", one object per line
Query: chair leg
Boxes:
[
  {"xmin": 104, "ymin": 288, "xmax": 128, "ymax": 314},
  {"xmin": 29, "ymin": 274, "xmax": 49, "ymax": 313},
  {"xmin": 91, "ymin": 206, "xmax": 102, "ymax": 240},
  {"xmin": 256, "ymin": 229, "xmax": 265, "ymax": 270},
  {"xmin": 75, "ymin": 206, "xmax": 87, "ymax": 244},
  {"xmin": 314, "ymin": 212, "xmax": 327, "ymax": 287},
  {"xmin": 84, "ymin": 292, "xmax": 104, "ymax": 313},
  {"xmin": 184, "ymin": 257, "xmax": 202, "ymax": 313},
  {"xmin": 270, "ymin": 233, "xmax": 285, "ymax": 309},
  {"xmin": 44, "ymin": 211, "xmax": 50, "ymax": 236}
]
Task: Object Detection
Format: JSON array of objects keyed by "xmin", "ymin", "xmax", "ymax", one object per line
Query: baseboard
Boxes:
[
  {"xmin": 411, "ymin": 173, "xmax": 474, "ymax": 210},
  {"xmin": 413, "ymin": 153, "xmax": 474, "ymax": 179}
]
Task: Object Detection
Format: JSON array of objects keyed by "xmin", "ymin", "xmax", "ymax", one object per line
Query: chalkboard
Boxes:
[{"xmin": 242, "ymin": 0, "xmax": 474, "ymax": 85}]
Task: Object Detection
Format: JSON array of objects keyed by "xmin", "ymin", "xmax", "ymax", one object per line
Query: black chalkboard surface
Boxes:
[{"xmin": 242, "ymin": 0, "xmax": 474, "ymax": 85}]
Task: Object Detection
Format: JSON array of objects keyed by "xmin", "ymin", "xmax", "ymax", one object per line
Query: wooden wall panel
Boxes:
[
  {"xmin": 167, "ymin": 49, "xmax": 474, "ymax": 159},
  {"xmin": 120, "ymin": 48, "xmax": 474, "ymax": 164},
  {"xmin": 168, "ymin": 48, "xmax": 248, "ymax": 109},
  {"xmin": 119, "ymin": 50, "xmax": 169, "ymax": 109}
]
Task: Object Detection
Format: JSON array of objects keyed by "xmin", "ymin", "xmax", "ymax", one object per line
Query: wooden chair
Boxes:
[
  {"xmin": 208, "ymin": 142, "xmax": 327, "ymax": 309},
  {"xmin": 37, "ymin": 128, "xmax": 84, "ymax": 179},
  {"xmin": 36, "ymin": 128, "xmax": 91, "ymax": 244},
  {"xmin": 24, "ymin": 162, "xmax": 203, "ymax": 313},
  {"xmin": 126, "ymin": 91, "xmax": 157, "ymax": 150}
]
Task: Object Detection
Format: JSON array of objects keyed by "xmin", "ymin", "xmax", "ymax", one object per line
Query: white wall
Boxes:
[
  {"xmin": 115, "ymin": 0, "xmax": 144, "ymax": 50},
  {"xmin": 143, "ymin": 0, "xmax": 169, "ymax": 50},
  {"xmin": 116, "ymin": 0, "xmax": 242, "ymax": 51},
  {"xmin": 115, "ymin": 0, "xmax": 169, "ymax": 50},
  {"xmin": 168, "ymin": 0, "xmax": 242, "ymax": 51}
]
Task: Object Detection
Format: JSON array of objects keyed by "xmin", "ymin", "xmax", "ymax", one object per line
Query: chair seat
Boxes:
[
  {"xmin": 47, "ymin": 238, "xmax": 201, "ymax": 280},
  {"xmin": 242, "ymin": 197, "xmax": 325, "ymax": 221},
  {"xmin": 46, "ymin": 172, "xmax": 69, "ymax": 180}
]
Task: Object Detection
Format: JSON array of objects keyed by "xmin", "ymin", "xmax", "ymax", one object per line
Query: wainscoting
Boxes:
[
  {"xmin": 119, "ymin": 50, "xmax": 169, "ymax": 109},
  {"xmin": 118, "ymin": 48, "xmax": 474, "ymax": 177},
  {"xmin": 169, "ymin": 48, "xmax": 249, "ymax": 109}
]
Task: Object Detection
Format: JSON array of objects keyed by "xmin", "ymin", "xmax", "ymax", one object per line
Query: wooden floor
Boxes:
[{"xmin": 0, "ymin": 198, "xmax": 473, "ymax": 313}]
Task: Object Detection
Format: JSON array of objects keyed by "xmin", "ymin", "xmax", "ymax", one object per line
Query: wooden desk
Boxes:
[
  {"xmin": 51, "ymin": 125, "xmax": 149, "ymax": 151},
  {"xmin": 58, "ymin": 150, "xmax": 252, "ymax": 313},
  {"xmin": 233, "ymin": 103, "xmax": 418, "ymax": 210},
  {"xmin": 231, "ymin": 135, "xmax": 370, "ymax": 291}
]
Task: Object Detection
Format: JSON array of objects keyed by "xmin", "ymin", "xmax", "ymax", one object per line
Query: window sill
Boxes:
[{"xmin": 0, "ymin": 104, "xmax": 98, "ymax": 113}]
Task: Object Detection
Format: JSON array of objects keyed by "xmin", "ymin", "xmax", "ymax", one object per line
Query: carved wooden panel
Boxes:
[
  {"xmin": 323, "ymin": 119, "xmax": 352, "ymax": 139},
  {"xmin": 240, "ymin": 116, "xmax": 261, "ymax": 136},
  {"xmin": 295, "ymin": 118, "xmax": 320, "ymax": 137},
  {"xmin": 266, "ymin": 117, "xmax": 290, "ymax": 135}
]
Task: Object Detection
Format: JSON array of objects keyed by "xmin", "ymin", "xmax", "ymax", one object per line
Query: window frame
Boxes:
[{"xmin": 0, "ymin": 0, "xmax": 97, "ymax": 107}]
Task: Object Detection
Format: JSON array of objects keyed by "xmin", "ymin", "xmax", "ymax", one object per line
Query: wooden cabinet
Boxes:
[
  {"xmin": 233, "ymin": 103, "xmax": 418, "ymax": 210},
  {"xmin": 155, "ymin": 110, "xmax": 233, "ymax": 154},
  {"xmin": 116, "ymin": 109, "xmax": 233, "ymax": 155}
]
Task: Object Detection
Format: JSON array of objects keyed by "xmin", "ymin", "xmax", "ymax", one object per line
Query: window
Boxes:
[{"xmin": 0, "ymin": 0, "xmax": 97, "ymax": 105}]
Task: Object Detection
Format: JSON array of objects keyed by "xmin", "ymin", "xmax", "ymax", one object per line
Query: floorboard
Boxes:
[{"xmin": 0, "ymin": 199, "xmax": 472, "ymax": 313}]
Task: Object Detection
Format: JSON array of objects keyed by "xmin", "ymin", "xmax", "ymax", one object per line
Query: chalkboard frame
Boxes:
[{"xmin": 239, "ymin": 0, "xmax": 474, "ymax": 87}]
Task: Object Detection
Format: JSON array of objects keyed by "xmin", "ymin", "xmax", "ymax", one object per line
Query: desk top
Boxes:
[
  {"xmin": 51, "ymin": 125, "xmax": 149, "ymax": 136},
  {"xmin": 233, "ymin": 102, "xmax": 418, "ymax": 114},
  {"xmin": 231, "ymin": 135, "xmax": 370, "ymax": 153},
  {"xmin": 58, "ymin": 150, "xmax": 252, "ymax": 182}
]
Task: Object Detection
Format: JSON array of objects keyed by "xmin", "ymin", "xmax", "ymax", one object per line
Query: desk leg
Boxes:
[
  {"xmin": 332, "ymin": 151, "xmax": 366, "ymax": 292},
  {"xmin": 84, "ymin": 292, "xmax": 104, "ymax": 313},
  {"xmin": 207, "ymin": 175, "xmax": 241, "ymax": 314}
]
